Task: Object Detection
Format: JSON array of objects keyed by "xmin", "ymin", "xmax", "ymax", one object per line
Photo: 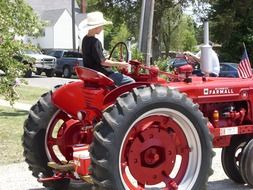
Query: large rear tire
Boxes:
[
  {"xmin": 90, "ymin": 85, "xmax": 214, "ymax": 190},
  {"xmin": 22, "ymin": 91, "xmax": 92, "ymax": 190}
]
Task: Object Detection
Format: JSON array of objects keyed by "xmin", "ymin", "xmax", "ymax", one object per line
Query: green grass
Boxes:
[
  {"xmin": 0, "ymin": 106, "xmax": 28, "ymax": 165},
  {"xmin": 0, "ymin": 86, "xmax": 48, "ymax": 165},
  {"xmin": 15, "ymin": 85, "xmax": 49, "ymax": 104},
  {"xmin": 0, "ymin": 85, "xmax": 48, "ymax": 105}
]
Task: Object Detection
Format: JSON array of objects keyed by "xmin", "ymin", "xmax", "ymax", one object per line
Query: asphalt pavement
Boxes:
[
  {"xmin": 23, "ymin": 74, "xmax": 79, "ymax": 89},
  {"xmin": 0, "ymin": 149, "xmax": 252, "ymax": 190}
]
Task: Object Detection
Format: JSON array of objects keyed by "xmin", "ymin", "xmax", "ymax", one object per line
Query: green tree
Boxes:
[
  {"xmin": 105, "ymin": 24, "xmax": 131, "ymax": 61},
  {"xmin": 0, "ymin": 0, "xmax": 43, "ymax": 103},
  {"xmin": 79, "ymin": 1, "xmax": 205, "ymax": 60},
  {"xmin": 160, "ymin": 6, "xmax": 197, "ymax": 55},
  {"xmin": 159, "ymin": 4, "xmax": 183, "ymax": 57},
  {"xmin": 170, "ymin": 15, "xmax": 198, "ymax": 52},
  {"xmin": 110, "ymin": 24, "xmax": 130, "ymax": 48},
  {"xmin": 87, "ymin": 0, "xmax": 141, "ymax": 50},
  {"xmin": 209, "ymin": 0, "xmax": 253, "ymax": 62}
]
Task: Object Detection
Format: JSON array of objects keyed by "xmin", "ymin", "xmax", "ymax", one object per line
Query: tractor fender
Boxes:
[
  {"xmin": 103, "ymin": 82, "xmax": 151, "ymax": 106},
  {"xmin": 52, "ymin": 81, "xmax": 108, "ymax": 120}
]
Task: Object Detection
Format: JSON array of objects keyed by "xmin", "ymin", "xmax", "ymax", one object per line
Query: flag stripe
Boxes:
[
  {"xmin": 239, "ymin": 60, "xmax": 250, "ymax": 77},
  {"xmin": 238, "ymin": 48, "xmax": 252, "ymax": 79}
]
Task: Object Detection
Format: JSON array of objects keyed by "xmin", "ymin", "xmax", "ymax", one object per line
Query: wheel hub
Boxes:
[
  {"xmin": 143, "ymin": 147, "xmax": 161, "ymax": 166},
  {"xmin": 128, "ymin": 126, "xmax": 176, "ymax": 185}
]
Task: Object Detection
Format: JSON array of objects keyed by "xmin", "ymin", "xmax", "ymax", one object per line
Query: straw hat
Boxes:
[{"xmin": 79, "ymin": 11, "xmax": 112, "ymax": 33}]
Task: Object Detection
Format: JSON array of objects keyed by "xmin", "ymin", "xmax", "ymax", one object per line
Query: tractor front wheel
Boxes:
[
  {"xmin": 221, "ymin": 136, "xmax": 250, "ymax": 184},
  {"xmin": 240, "ymin": 139, "xmax": 253, "ymax": 187},
  {"xmin": 90, "ymin": 85, "xmax": 214, "ymax": 190}
]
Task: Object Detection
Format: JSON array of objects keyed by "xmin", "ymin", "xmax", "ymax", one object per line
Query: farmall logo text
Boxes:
[{"xmin": 203, "ymin": 88, "xmax": 234, "ymax": 95}]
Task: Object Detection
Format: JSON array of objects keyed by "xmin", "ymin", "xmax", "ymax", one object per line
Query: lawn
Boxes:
[
  {"xmin": 15, "ymin": 85, "xmax": 49, "ymax": 104},
  {"xmin": 0, "ymin": 106, "xmax": 28, "ymax": 165},
  {"xmin": 0, "ymin": 85, "xmax": 49, "ymax": 105},
  {"xmin": 0, "ymin": 85, "xmax": 49, "ymax": 165}
]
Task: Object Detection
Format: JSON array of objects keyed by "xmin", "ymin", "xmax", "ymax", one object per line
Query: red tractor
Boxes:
[{"xmin": 22, "ymin": 43, "xmax": 253, "ymax": 190}]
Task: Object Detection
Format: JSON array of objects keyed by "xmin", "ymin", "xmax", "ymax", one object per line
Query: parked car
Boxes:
[
  {"xmin": 46, "ymin": 50, "xmax": 83, "ymax": 78},
  {"xmin": 14, "ymin": 49, "xmax": 56, "ymax": 77},
  {"xmin": 219, "ymin": 62, "xmax": 239, "ymax": 78},
  {"xmin": 26, "ymin": 50, "xmax": 57, "ymax": 77},
  {"xmin": 13, "ymin": 53, "xmax": 34, "ymax": 78},
  {"xmin": 167, "ymin": 55, "xmax": 240, "ymax": 77}
]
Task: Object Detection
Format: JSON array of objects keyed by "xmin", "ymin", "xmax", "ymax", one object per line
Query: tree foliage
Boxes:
[
  {"xmin": 84, "ymin": 0, "xmax": 200, "ymax": 58},
  {"xmin": 159, "ymin": 5, "xmax": 197, "ymax": 56},
  {"xmin": 0, "ymin": 0, "xmax": 43, "ymax": 103},
  {"xmin": 76, "ymin": 0, "xmax": 139, "ymax": 49},
  {"xmin": 171, "ymin": 16, "xmax": 198, "ymax": 52},
  {"xmin": 209, "ymin": 0, "xmax": 253, "ymax": 62},
  {"xmin": 86, "ymin": 0, "xmax": 141, "ymax": 37}
]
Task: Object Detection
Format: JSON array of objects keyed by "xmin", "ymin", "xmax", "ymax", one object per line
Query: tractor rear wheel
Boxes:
[
  {"xmin": 90, "ymin": 85, "xmax": 214, "ymax": 190},
  {"xmin": 221, "ymin": 136, "xmax": 250, "ymax": 184},
  {"xmin": 240, "ymin": 139, "xmax": 253, "ymax": 187},
  {"xmin": 22, "ymin": 90, "xmax": 92, "ymax": 190}
]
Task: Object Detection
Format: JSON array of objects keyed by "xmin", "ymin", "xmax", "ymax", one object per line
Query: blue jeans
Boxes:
[{"xmin": 109, "ymin": 72, "xmax": 135, "ymax": 86}]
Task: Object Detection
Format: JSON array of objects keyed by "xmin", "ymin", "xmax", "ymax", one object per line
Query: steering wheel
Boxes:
[{"xmin": 108, "ymin": 42, "xmax": 129, "ymax": 62}]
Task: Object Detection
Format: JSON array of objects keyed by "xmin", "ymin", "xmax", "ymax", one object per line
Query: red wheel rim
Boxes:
[
  {"xmin": 120, "ymin": 111, "xmax": 195, "ymax": 190},
  {"xmin": 45, "ymin": 110, "xmax": 84, "ymax": 162}
]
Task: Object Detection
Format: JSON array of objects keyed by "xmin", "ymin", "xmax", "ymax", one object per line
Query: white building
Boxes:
[{"xmin": 24, "ymin": 0, "xmax": 103, "ymax": 51}]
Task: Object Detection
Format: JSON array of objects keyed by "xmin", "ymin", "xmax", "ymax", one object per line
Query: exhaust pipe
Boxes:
[{"xmin": 200, "ymin": 21, "xmax": 212, "ymax": 76}]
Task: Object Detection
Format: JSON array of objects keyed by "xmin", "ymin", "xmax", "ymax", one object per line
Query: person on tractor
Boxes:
[
  {"xmin": 184, "ymin": 45, "xmax": 220, "ymax": 77},
  {"xmin": 80, "ymin": 11, "xmax": 135, "ymax": 86}
]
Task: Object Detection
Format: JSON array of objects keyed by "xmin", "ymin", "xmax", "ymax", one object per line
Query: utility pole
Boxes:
[
  {"xmin": 72, "ymin": 0, "xmax": 76, "ymax": 50},
  {"xmin": 139, "ymin": 0, "xmax": 155, "ymax": 66}
]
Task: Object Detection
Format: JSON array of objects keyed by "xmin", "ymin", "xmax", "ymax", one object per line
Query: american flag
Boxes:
[{"xmin": 238, "ymin": 48, "xmax": 252, "ymax": 78}]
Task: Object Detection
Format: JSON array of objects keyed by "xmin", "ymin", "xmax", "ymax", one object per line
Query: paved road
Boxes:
[
  {"xmin": 0, "ymin": 149, "xmax": 252, "ymax": 190},
  {"xmin": 1, "ymin": 75, "xmax": 250, "ymax": 190},
  {"xmin": 23, "ymin": 74, "xmax": 79, "ymax": 89}
]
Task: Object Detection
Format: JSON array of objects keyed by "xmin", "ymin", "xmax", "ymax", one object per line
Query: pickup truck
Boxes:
[
  {"xmin": 23, "ymin": 50, "xmax": 56, "ymax": 77},
  {"xmin": 46, "ymin": 50, "xmax": 83, "ymax": 78}
]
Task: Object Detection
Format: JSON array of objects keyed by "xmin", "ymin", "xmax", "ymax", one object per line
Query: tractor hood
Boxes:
[{"xmin": 171, "ymin": 76, "xmax": 253, "ymax": 104}]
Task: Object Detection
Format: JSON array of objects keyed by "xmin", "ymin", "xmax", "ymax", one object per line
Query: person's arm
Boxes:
[
  {"xmin": 184, "ymin": 51, "xmax": 201, "ymax": 63},
  {"xmin": 101, "ymin": 59, "xmax": 130, "ymax": 69},
  {"xmin": 92, "ymin": 40, "xmax": 130, "ymax": 69}
]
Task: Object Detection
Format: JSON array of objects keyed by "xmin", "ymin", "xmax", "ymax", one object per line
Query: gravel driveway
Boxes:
[{"xmin": 0, "ymin": 149, "xmax": 252, "ymax": 190}]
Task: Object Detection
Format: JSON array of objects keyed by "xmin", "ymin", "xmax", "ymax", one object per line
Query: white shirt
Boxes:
[{"xmin": 196, "ymin": 49, "xmax": 220, "ymax": 75}]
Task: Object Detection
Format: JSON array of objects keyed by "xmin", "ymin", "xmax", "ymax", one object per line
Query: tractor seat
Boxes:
[{"xmin": 75, "ymin": 66, "xmax": 115, "ymax": 87}]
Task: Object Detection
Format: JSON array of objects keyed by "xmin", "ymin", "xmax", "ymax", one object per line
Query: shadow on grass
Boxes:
[{"xmin": 0, "ymin": 110, "xmax": 28, "ymax": 117}]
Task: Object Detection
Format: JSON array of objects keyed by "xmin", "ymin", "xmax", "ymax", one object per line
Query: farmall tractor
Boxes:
[{"xmin": 22, "ymin": 41, "xmax": 253, "ymax": 190}]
